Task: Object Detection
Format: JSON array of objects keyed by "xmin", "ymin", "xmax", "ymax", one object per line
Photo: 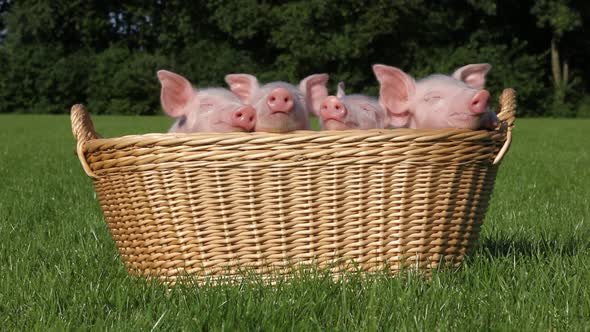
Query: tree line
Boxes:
[{"xmin": 0, "ymin": 0, "xmax": 589, "ymax": 117}]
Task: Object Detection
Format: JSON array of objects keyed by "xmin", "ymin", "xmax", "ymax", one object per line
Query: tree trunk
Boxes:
[
  {"xmin": 563, "ymin": 59, "xmax": 569, "ymax": 87},
  {"xmin": 551, "ymin": 35, "xmax": 567, "ymax": 110},
  {"xmin": 551, "ymin": 36, "xmax": 561, "ymax": 88}
]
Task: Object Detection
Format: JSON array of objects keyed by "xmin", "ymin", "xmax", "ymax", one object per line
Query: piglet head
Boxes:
[
  {"xmin": 306, "ymin": 75, "xmax": 389, "ymax": 130},
  {"xmin": 373, "ymin": 63, "xmax": 496, "ymax": 130},
  {"xmin": 309, "ymin": 81, "xmax": 388, "ymax": 130},
  {"xmin": 158, "ymin": 70, "xmax": 255, "ymax": 133},
  {"xmin": 225, "ymin": 73, "xmax": 329, "ymax": 133}
]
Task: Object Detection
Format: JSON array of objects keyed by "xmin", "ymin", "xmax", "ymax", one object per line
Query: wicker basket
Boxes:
[{"xmin": 71, "ymin": 89, "xmax": 516, "ymax": 283}]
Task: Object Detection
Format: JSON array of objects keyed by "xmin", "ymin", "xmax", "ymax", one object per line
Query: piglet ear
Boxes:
[
  {"xmin": 299, "ymin": 73, "xmax": 329, "ymax": 116},
  {"xmin": 157, "ymin": 70, "xmax": 195, "ymax": 117},
  {"xmin": 372, "ymin": 64, "xmax": 416, "ymax": 128},
  {"xmin": 336, "ymin": 82, "xmax": 346, "ymax": 98},
  {"xmin": 225, "ymin": 74, "xmax": 259, "ymax": 104},
  {"xmin": 452, "ymin": 63, "xmax": 492, "ymax": 89}
]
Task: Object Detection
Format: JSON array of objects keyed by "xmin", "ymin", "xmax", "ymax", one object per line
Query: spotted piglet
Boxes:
[{"xmin": 157, "ymin": 70, "xmax": 256, "ymax": 133}]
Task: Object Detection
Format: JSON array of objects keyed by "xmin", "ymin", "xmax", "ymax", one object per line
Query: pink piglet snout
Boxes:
[
  {"xmin": 232, "ymin": 105, "xmax": 256, "ymax": 131},
  {"xmin": 320, "ymin": 96, "xmax": 347, "ymax": 121},
  {"xmin": 469, "ymin": 90, "xmax": 490, "ymax": 114},
  {"xmin": 267, "ymin": 87, "xmax": 294, "ymax": 113}
]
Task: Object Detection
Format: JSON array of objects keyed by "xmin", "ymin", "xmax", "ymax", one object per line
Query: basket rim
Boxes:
[
  {"xmin": 71, "ymin": 89, "xmax": 516, "ymax": 178},
  {"xmin": 83, "ymin": 127, "xmax": 503, "ymax": 149}
]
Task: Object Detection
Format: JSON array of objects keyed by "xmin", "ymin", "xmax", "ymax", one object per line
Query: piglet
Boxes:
[
  {"xmin": 157, "ymin": 70, "xmax": 256, "ymax": 133},
  {"xmin": 225, "ymin": 73, "xmax": 329, "ymax": 133},
  {"xmin": 372, "ymin": 64, "xmax": 499, "ymax": 130},
  {"xmin": 308, "ymin": 79, "xmax": 389, "ymax": 130}
]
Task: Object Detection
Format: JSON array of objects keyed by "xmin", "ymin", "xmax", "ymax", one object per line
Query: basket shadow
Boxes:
[{"xmin": 473, "ymin": 235, "xmax": 585, "ymax": 259}]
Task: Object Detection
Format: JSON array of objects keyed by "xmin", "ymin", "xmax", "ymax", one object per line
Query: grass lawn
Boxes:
[{"xmin": 1, "ymin": 114, "xmax": 589, "ymax": 330}]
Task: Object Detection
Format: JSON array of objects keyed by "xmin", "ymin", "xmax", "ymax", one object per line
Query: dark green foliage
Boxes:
[
  {"xmin": 576, "ymin": 96, "xmax": 590, "ymax": 118},
  {"xmin": 0, "ymin": 46, "xmax": 92, "ymax": 113},
  {"xmin": 87, "ymin": 46, "xmax": 167, "ymax": 115},
  {"xmin": 171, "ymin": 40, "xmax": 261, "ymax": 89},
  {"xmin": 0, "ymin": 0, "xmax": 588, "ymax": 116}
]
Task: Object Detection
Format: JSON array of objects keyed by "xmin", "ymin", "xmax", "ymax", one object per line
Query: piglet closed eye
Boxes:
[
  {"xmin": 157, "ymin": 70, "xmax": 256, "ymax": 133},
  {"xmin": 372, "ymin": 63, "xmax": 499, "ymax": 130}
]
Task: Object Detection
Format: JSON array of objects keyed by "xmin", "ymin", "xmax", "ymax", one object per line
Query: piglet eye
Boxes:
[
  {"xmin": 200, "ymin": 103, "xmax": 215, "ymax": 111},
  {"xmin": 425, "ymin": 95, "xmax": 441, "ymax": 102},
  {"xmin": 361, "ymin": 105, "xmax": 374, "ymax": 112}
]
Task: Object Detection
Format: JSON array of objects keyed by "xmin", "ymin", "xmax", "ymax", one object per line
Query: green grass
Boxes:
[{"xmin": 1, "ymin": 114, "xmax": 589, "ymax": 331}]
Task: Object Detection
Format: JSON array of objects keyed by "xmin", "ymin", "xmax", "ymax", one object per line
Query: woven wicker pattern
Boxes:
[{"xmin": 71, "ymin": 89, "xmax": 516, "ymax": 283}]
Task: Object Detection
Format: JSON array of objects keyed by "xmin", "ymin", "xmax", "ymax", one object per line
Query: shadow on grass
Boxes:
[{"xmin": 474, "ymin": 234, "xmax": 588, "ymax": 259}]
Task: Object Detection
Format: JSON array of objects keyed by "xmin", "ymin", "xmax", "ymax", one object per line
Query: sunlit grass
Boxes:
[{"xmin": 1, "ymin": 114, "xmax": 589, "ymax": 330}]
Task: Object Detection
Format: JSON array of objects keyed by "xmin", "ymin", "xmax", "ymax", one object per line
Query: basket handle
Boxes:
[
  {"xmin": 71, "ymin": 104, "xmax": 99, "ymax": 178},
  {"xmin": 493, "ymin": 88, "xmax": 516, "ymax": 165}
]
